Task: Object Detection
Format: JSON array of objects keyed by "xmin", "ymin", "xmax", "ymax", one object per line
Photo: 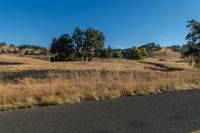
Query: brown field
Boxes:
[{"xmin": 0, "ymin": 49, "xmax": 200, "ymax": 110}]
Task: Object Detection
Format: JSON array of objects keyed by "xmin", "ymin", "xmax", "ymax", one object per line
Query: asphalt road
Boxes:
[{"xmin": 0, "ymin": 90, "xmax": 200, "ymax": 133}]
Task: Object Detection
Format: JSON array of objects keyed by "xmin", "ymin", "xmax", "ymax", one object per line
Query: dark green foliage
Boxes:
[
  {"xmin": 183, "ymin": 43, "xmax": 200, "ymax": 68},
  {"xmin": 18, "ymin": 45, "xmax": 46, "ymax": 50},
  {"xmin": 72, "ymin": 27, "xmax": 85, "ymax": 61},
  {"xmin": 107, "ymin": 45, "xmax": 113, "ymax": 57},
  {"xmin": 50, "ymin": 27, "xmax": 105, "ymax": 62},
  {"xmin": 85, "ymin": 28, "xmax": 105, "ymax": 61},
  {"xmin": 99, "ymin": 48, "xmax": 108, "ymax": 58},
  {"xmin": 50, "ymin": 34, "xmax": 75, "ymax": 62},
  {"xmin": 186, "ymin": 19, "xmax": 200, "ymax": 42},
  {"xmin": 100, "ymin": 46, "xmax": 113, "ymax": 58},
  {"xmin": 184, "ymin": 19, "xmax": 200, "ymax": 68}
]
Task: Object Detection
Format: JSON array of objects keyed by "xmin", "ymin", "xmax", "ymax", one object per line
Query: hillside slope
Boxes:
[{"xmin": 149, "ymin": 48, "xmax": 182, "ymax": 59}]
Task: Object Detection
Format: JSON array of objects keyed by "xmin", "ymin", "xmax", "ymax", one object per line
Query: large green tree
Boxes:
[
  {"xmin": 184, "ymin": 19, "xmax": 200, "ymax": 68},
  {"xmin": 50, "ymin": 34, "xmax": 75, "ymax": 62},
  {"xmin": 85, "ymin": 28, "xmax": 105, "ymax": 61},
  {"xmin": 50, "ymin": 27, "xmax": 105, "ymax": 62},
  {"xmin": 72, "ymin": 27, "xmax": 85, "ymax": 61}
]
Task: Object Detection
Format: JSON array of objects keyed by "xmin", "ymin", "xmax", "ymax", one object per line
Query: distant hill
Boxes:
[
  {"xmin": 139, "ymin": 43, "xmax": 162, "ymax": 52},
  {"xmin": 0, "ymin": 43, "xmax": 49, "ymax": 55},
  {"xmin": 149, "ymin": 48, "xmax": 182, "ymax": 59},
  {"xmin": 167, "ymin": 45, "xmax": 183, "ymax": 53},
  {"xmin": 0, "ymin": 42, "xmax": 184, "ymax": 60},
  {"xmin": 0, "ymin": 43, "xmax": 19, "ymax": 54},
  {"xmin": 111, "ymin": 43, "xmax": 183, "ymax": 60},
  {"xmin": 18, "ymin": 45, "xmax": 49, "ymax": 55}
]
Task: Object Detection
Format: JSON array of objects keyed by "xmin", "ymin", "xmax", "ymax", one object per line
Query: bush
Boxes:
[
  {"xmin": 129, "ymin": 48, "xmax": 148, "ymax": 60},
  {"xmin": 99, "ymin": 46, "xmax": 113, "ymax": 58},
  {"xmin": 113, "ymin": 51, "xmax": 123, "ymax": 58}
]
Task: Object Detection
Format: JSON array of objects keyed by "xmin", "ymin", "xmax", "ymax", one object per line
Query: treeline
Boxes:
[
  {"xmin": 100, "ymin": 47, "xmax": 148, "ymax": 60},
  {"xmin": 50, "ymin": 27, "xmax": 149, "ymax": 62},
  {"xmin": 52, "ymin": 26, "xmax": 199, "ymax": 62},
  {"xmin": 18, "ymin": 45, "xmax": 47, "ymax": 51}
]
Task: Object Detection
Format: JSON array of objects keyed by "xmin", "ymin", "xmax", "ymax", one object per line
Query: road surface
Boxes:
[{"xmin": 0, "ymin": 90, "xmax": 200, "ymax": 133}]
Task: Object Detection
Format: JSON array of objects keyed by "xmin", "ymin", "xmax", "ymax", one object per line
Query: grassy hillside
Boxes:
[
  {"xmin": 0, "ymin": 50, "xmax": 190, "ymax": 73},
  {"xmin": 149, "ymin": 48, "xmax": 182, "ymax": 59},
  {"xmin": 0, "ymin": 44, "xmax": 49, "ymax": 55},
  {"xmin": 0, "ymin": 52, "xmax": 199, "ymax": 110}
]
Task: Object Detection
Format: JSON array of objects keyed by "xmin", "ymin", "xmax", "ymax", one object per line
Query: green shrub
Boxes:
[
  {"xmin": 113, "ymin": 51, "xmax": 123, "ymax": 58},
  {"xmin": 129, "ymin": 48, "xmax": 148, "ymax": 60}
]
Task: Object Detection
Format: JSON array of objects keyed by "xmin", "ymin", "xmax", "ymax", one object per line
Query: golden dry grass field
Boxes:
[{"xmin": 0, "ymin": 48, "xmax": 200, "ymax": 110}]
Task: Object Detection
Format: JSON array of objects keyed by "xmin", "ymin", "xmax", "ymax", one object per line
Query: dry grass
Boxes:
[
  {"xmin": 0, "ymin": 53, "xmax": 200, "ymax": 110},
  {"xmin": 0, "ymin": 54, "xmax": 150, "ymax": 72},
  {"xmin": 190, "ymin": 130, "xmax": 200, "ymax": 133},
  {"xmin": 0, "ymin": 70, "xmax": 200, "ymax": 110},
  {"xmin": 149, "ymin": 48, "xmax": 182, "ymax": 59},
  {"xmin": 0, "ymin": 54, "xmax": 192, "ymax": 73}
]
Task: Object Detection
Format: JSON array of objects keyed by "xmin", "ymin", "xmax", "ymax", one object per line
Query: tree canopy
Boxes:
[
  {"xmin": 50, "ymin": 34, "xmax": 74, "ymax": 62},
  {"xmin": 184, "ymin": 19, "xmax": 200, "ymax": 68},
  {"xmin": 84, "ymin": 28, "xmax": 105, "ymax": 61},
  {"xmin": 50, "ymin": 27, "xmax": 105, "ymax": 62}
]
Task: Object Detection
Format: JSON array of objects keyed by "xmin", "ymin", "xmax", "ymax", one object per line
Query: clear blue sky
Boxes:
[{"xmin": 0, "ymin": 0, "xmax": 200, "ymax": 48}]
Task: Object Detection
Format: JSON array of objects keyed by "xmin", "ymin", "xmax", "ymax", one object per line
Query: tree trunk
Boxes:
[
  {"xmin": 88, "ymin": 51, "xmax": 91, "ymax": 62},
  {"xmin": 83, "ymin": 56, "xmax": 86, "ymax": 61}
]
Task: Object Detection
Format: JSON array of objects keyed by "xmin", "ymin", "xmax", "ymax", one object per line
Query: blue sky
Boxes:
[{"xmin": 0, "ymin": 0, "xmax": 200, "ymax": 48}]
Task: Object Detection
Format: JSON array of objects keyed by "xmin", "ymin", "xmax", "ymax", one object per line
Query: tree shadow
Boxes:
[
  {"xmin": 141, "ymin": 61, "xmax": 185, "ymax": 72},
  {"xmin": 0, "ymin": 62, "xmax": 25, "ymax": 65}
]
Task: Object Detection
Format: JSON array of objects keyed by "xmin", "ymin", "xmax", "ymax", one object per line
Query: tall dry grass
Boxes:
[
  {"xmin": 0, "ymin": 54, "xmax": 199, "ymax": 110},
  {"xmin": 0, "ymin": 70, "xmax": 200, "ymax": 110}
]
